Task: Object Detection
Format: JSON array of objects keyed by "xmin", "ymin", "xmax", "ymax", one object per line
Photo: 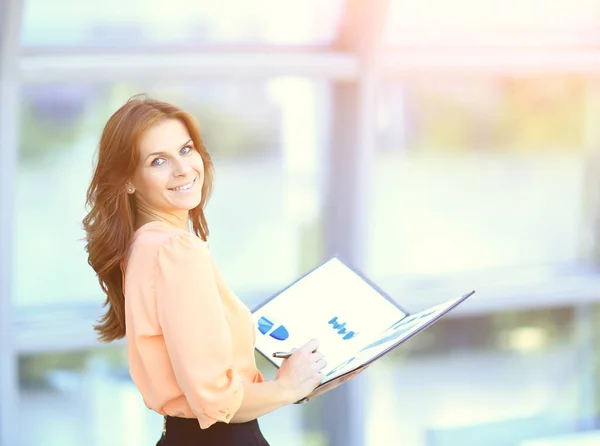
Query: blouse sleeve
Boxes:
[{"xmin": 155, "ymin": 233, "xmax": 244, "ymax": 429}]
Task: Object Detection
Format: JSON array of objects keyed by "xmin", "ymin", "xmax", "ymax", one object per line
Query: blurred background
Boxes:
[{"xmin": 2, "ymin": 0, "xmax": 600, "ymax": 445}]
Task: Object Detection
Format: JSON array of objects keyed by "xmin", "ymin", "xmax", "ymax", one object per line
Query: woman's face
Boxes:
[{"xmin": 129, "ymin": 118, "xmax": 204, "ymax": 221}]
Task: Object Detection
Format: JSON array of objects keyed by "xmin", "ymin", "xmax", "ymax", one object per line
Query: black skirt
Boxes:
[{"xmin": 156, "ymin": 415, "xmax": 271, "ymax": 446}]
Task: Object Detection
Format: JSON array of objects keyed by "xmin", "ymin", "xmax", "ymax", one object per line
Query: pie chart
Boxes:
[{"xmin": 257, "ymin": 316, "xmax": 289, "ymax": 341}]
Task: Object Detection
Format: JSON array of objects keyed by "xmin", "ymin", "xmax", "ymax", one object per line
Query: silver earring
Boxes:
[{"xmin": 127, "ymin": 187, "xmax": 134, "ymax": 194}]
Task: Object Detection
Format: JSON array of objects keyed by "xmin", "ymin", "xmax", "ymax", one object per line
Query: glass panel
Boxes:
[
  {"xmin": 384, "ymin": 0, "xmax": 600, "ymax": 46},
  {"xmin": 18, "ymin": 347, "xmax": 322, "ymax": 445},
  {"xmin": 15, "ymin": 79, "xmax": 327, "ymax": 306},
  {"xmin": 364, "ymin": 306, "xmax": 593, "ymax": 446},
  {"xmin": 369, "ymin": 76, "xmax": 590, "ymax": 279},
  {"xmin": 21, "ymin": 0, "xmax": 344, "ymax": 48}
]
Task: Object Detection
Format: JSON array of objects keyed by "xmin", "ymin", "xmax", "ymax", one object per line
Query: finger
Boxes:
[
  {"xmin": 311, "ymin": 351, "xmax": 325, "ymax": 362},
  {"xmin": 302, "ymin": 338, "xmax": 319, "ymax": 353},
  {"xmin": 315, "ymin": 358, "xmax": 328, "ymax": 370}
]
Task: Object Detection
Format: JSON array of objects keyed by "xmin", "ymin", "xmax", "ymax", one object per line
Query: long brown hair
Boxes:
[{"xmin": 83, "ymin": 94, "xmax": 214, "ymax": 343}]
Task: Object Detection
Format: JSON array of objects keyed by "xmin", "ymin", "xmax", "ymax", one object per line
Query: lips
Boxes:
[{"xmin": 168, "ymin": 177, "xmax": 196, "ymax": 191}]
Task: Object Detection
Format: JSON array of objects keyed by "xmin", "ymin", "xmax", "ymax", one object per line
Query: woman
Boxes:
[{"xmin": 83, "ymin": 94, "xmax": 327, "ymax": 445}]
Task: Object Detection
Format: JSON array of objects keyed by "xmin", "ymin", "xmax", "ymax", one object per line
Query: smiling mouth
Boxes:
[{"xmin": 168, "ymin": 177, "xmax": 196, "ymax": 191}]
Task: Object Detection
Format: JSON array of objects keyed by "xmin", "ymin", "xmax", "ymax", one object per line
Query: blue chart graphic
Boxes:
[
  {"xmin": 328, "ymin": 316, "xmax": 358, "ymax": 340},
  {"xmin": 257, "ymin": 316, "xmax": 289, "ymax": 341},
  {"xmin": 326, "ymin": 355, "xmax": 357, "ymax": 377},
  {"xmin": 360, "ymin": 307, "xmax": 440, "ymax": 351}
]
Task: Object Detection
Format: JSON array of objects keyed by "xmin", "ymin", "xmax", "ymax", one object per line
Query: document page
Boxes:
[
  {"xmin": 321, "ymin": 296, "xmax": 467, "ymax": 382},
  {"xmin": 252, "ymin": 258, "xmax": 407, "ymax": 376}
]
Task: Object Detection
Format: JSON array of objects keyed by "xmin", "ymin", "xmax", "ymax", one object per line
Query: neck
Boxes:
[{"xmin": 135, "ymin": 209, "xmax": 190, "ymax": 232}]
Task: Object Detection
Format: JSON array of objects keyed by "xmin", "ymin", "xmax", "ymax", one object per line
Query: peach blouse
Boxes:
[{"xmin": 121, "ymin": 221, "xmax": 263, "ymax": 429}]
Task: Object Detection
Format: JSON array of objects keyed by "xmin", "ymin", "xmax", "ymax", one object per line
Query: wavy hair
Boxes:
[{"xmin": 83, "ymin": 94, "xmax": 214, "ymax": 343}]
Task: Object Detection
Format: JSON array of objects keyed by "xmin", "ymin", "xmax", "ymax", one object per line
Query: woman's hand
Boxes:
[{"xmin": 275, "ymin": 338, "xmax": 327, "ymax": 403}]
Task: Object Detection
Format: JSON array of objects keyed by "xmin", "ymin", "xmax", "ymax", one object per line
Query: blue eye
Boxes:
[
  {"xmin": 180, "ymin": 145, "xmax": 193, "ymax": 155},
  {"xmin": 151, "ymin": 158, "xmax": 166, "ymax": 167}
]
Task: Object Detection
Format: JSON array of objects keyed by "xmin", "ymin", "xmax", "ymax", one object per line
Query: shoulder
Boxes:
[{"xmin": 130, "ymin": 222, "xmax": 208, "ymax": 263}]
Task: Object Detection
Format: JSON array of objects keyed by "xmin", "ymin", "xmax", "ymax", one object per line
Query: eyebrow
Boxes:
[{"xmin": 145, "ymin": 138, "xmax": 193, "ymax": 160}]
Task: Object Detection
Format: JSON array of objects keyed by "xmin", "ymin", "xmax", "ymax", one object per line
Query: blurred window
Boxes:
[
  {"xmin": 22, "ymin": 0, "xmax": 345, "ymax": 48},
  {"xmin": 364, "ymin": 306, "xmax": 586, "ymax": 445},
  {"xmin": 368, "ymin": 76, "xmax": 591, "ymax": 279},
  {"xmin": 384, "ymin": 0, "xmax": 600, "ymax": 46}
]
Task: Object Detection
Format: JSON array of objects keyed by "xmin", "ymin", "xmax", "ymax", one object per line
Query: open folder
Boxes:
[{"xmin": 251, "ymin": 257, "xmax": 475, "ymax": 398}]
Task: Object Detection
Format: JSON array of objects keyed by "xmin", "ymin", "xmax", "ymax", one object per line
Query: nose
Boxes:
[{"xmin": 171, "ymin": 157, "xmax": 192, "ymax": 177}]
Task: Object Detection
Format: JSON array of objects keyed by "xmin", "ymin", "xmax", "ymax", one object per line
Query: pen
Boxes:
[{"xmin": 272, "ymin": 348, "xmax": 318, "ymax": 359}]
